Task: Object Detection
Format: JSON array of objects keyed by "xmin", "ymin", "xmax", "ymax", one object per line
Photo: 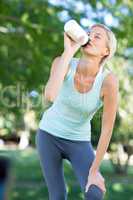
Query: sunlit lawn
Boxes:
[{"xmin": 0, "ymin": 147, "xmax": 133, "ymax": 200}]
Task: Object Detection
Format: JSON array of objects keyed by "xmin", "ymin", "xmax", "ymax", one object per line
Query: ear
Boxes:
[
  {"xmin": 104, "ymin": 47, "xmax": 109, "ymax": 56},
  {"xmin": 101, "ymin": 48, "xmax": 109, "ymax": 57}
]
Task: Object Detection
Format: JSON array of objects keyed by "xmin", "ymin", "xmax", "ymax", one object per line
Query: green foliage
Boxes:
[
  {"xmin": 0, "ymin": 149, "xmax": 133, "ymax": 200},
  {"xmin": 0, "ymin": 1, "xmax": 133, "ymax": 174}
]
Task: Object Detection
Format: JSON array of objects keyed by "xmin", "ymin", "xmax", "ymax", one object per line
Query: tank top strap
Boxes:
[
  {"xmin": 95, "ymin": 67, "xmax": 111, "ymax": 91},
  {"xmin": 64, "ymin": 57, "xmax": 79, "ymax": 81},
  {"xmin": 64, "ymin": 57, "xmax": 111, "ymax": 89},
  {"xmin": 102, "ymin": 67, "xmax": 111, "ymax": 80}
]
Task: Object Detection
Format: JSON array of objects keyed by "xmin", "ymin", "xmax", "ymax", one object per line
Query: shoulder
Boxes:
[
  {"xmin": 102, "ymin": 69, "xmax": 119, "ymax": 94},
  {"xmin": 52, "ymin": 56, "xmax": 61, "ymax": 66}
]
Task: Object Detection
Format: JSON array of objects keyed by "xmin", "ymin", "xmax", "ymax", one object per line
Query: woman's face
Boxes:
[{"xmin": 81, "ymin": 26, "xmax": 109, "ymax": 59}]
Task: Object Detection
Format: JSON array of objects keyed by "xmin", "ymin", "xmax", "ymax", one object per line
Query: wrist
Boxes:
[
  {"xmin": 63, "ymin": 49, "xmax": 74, "ymax": 57},
  {"xmin": 90, "ymin": 164, "xmax": 99, "ymax": 173}
]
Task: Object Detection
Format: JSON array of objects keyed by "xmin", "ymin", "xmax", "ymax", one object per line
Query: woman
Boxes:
[{"xmin": 36, "ymin": 23, "xmax": 119, "ymax": 200}]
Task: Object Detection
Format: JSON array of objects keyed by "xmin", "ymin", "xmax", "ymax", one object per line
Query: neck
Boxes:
[{"xmin": 78, "ymin": 55, "xmax": 102, "ymax": 77}]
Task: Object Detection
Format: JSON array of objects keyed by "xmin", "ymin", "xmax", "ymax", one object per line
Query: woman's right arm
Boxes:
[
  {"xmin": 44, "ymin": 51, "xmax": 73, "ymax": 102},
  {"xmin": 44, "ymin": 33, "xmax": 83, "ymax": 102}
]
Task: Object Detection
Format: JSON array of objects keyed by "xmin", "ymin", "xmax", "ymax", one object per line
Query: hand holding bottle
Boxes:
[
  {"xmin": 64, "ymin": 19, "xmax": 90, "ymax": 46},
  {"xmin": 64, "ymin": 32, "xmax": 84, "ymax": 56}
]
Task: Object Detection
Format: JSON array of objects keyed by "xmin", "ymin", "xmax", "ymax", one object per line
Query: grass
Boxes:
[{"xmin": 0, "ymin": 147, "xmax": 133, "ymax": 200}]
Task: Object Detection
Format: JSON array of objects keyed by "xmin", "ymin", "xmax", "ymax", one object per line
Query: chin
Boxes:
[
  {"xmin": 82, "ymin": 46, "xmax": 99, "ymax": 57},
  {"xmin": 82, "ymin": 48, "xmax": 96, "ymax": 56}
]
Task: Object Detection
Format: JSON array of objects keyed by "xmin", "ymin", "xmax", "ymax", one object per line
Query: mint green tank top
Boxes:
[{"xmin": 39, "ymin": 57, "xmax": 111, "ymax": 141}]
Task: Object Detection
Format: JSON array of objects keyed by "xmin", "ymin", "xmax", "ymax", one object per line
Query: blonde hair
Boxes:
[{"xmin": 90, "ymin": 23, "xmax": 117, "ymax": 66}]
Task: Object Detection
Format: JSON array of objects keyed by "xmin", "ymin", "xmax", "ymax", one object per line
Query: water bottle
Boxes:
[{"xmin": 64, "ymin": 19, "xmax": 90, "ymax": 46}]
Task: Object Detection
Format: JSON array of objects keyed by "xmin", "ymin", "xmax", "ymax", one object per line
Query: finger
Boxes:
[
  {"xmin": 85, "ymin": 184, "xmax": 88, "ymax": 192},
  {"xmin": 78, "ymin": 36, "xmax": 85, "ymax": 44},
  {"xmin": 102, "ymin": 182, "xmax": 106, "ymax": 192},
  {"xmin": 64, "ymin": 32, "xmax": 67, "ymax": 36},
  {"xmin": 85, "ymin": 183, "xmax": 90, "ymax": 192},
  {"xmin": 75, "ymin": 44, "xmax": 81, "ymax": 49},
  {"xmin": 85, "ymin": 185, "xmax": 89, "ymax": 193},
  {"xmin": 64, "ymin": 32, "xmax": 66, "ymax": 38},
  {"xmin": 98, "ymin": 171, "xmax": 105, "ymax": 181},
  {"xmin": 98, "ymin": 182, "xmax": 106, "ymax": 193},
  {"xmin": 98, "ymin": 173, "xmax": 106, "ymax": 190},
  {"xmin": 64, "ymin": 32, "xmax": 70, "ymax": 41}
]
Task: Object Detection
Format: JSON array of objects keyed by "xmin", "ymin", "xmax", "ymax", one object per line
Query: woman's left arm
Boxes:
[
  {"xmin": 90, "ymin": 73, "xmax": 119, "ymax": 172},
  {"xmin": 85, "ymin": 73, "xmax": 119, "ymax": 193}
]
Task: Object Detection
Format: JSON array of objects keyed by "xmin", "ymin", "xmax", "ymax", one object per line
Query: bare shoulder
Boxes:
[
  {"xmin": 102, "ymin": 70, "xmax": 119, "ymax": 95},
  {"xmin": 50, "ymin": 56, "xmax": 72, "ymax": 78}
]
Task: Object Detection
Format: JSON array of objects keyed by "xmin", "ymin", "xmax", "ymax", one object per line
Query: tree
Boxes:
[{"xmin": 0, "ymin": 0, "xmax": 132, "ymax": 172}]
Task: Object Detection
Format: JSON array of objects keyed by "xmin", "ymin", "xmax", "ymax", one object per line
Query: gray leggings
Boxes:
[{"xmin": 35, "ymin": 129, "xmax": 105, "ymax": 200}]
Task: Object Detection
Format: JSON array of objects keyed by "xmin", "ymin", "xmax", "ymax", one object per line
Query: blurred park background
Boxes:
[{"xmin": 0, "ymin": 0, "xmax": 133, "ymax": 199}]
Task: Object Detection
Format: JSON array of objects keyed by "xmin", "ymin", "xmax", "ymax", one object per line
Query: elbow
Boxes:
[
  {"xmin": 44, "ymin": 82, "xmax": 58, "ymax": 103},
  {"xmin": 47, "ymin": 95, "xmax": 55, "ymax": 103},
  {"xmin": 44, "ymin": 90, "xmax": 55, "ymax": 103}
]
